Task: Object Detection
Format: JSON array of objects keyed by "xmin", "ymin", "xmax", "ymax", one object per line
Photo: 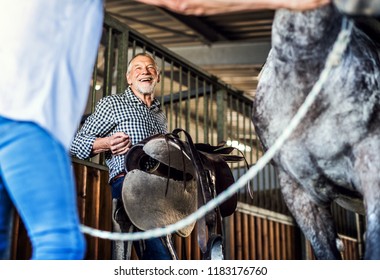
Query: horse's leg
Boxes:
[
  {"xmin": 278, "ymin": 169, "xmax": 342, "ymax": 259},
  {"xmin": 354, "ymin": 137, "xmax": 380, "ymax": 259}
]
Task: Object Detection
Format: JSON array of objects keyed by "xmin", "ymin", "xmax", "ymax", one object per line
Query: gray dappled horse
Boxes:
[{"xmin": 253, "ymin": 2, "xmax": 380, "ymax": 259}]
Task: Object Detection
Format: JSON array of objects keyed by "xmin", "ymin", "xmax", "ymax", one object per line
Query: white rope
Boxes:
[{"xmin": 80, "ymin": 18, "xmax": 353, "ymax": 241}]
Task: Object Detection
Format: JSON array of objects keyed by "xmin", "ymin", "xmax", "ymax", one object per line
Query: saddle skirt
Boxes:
[{"xmin": 122, "ymin": 129, "xmax": 245, "ymax": 237}]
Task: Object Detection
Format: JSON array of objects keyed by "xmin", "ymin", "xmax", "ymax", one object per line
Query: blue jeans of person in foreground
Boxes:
[
  {"xmin": 0, "ymin": 117, "xmax": 86, "ymax": 259},
  {"xmin": 111, "ymin": 177, "xmax": 174, "ymax": 260}
]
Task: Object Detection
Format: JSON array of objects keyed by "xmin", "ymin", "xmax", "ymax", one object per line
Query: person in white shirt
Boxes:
[{"xmin": 0, "ymin": 0, "xmax": 103, "ymax": 259}]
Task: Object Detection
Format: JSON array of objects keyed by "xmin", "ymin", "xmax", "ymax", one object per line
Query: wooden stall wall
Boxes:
[
  {"xmin": 10, "ymin": 160, "xmax": 362, "ymax": 260},
  {"xmin": 225, "ymin": 204, "xmax": 300, "ymax": 260},
  {"xmin": 73, "ymin": 161, "xmax": 113, "ymax": 260}
]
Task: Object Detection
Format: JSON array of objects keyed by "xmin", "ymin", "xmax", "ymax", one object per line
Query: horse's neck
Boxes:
[{"xmin": 271, "ymin": 5, "xmax": 342, "ymax": 61}]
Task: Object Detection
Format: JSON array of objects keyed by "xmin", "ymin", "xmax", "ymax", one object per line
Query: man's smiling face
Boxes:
[{"xmin": 127, "ymin": 55, "xmax": 160, "ymax": 95}]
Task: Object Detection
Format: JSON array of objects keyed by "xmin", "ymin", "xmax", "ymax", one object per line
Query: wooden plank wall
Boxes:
[
  {"xmin": 73, "ymin": 162, "xmax": 113, "ymax": 260},
  {"xmin": 224, "ymin": 210, "xmax": 299, "ymax": 260},
  {"xmin": 10, "ymin": 162, "xmax": 361, "ymax": 260},
  {"xmin": 340, "ymin": 236, "xmax": 361, "ymax": 260},
  {"xmin": 172, "ymin": 209, "xmax": 300, "ymax": 260}
]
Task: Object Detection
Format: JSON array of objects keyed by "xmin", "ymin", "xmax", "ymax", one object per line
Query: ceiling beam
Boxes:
[
  {"xmin": 169, "ymin": 41, "xmax": 271, "ymax": 66},
  {"xmin": 159, "ymin": 8, "xmax": 227, "ymax": 45}
]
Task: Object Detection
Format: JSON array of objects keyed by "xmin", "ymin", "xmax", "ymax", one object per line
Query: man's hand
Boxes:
[
  {"xmin": 92, "ymin": 132, "xmax": 131, "ymax": 156},
  {"xmin": 133, "ymin": 0, "xmax": 331, "ymax": 16},
  {"xmin": 108, "ymin": 132, "xmax": 131, "ymax": 155}
]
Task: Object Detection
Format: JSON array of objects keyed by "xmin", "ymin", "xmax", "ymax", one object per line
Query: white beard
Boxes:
[{"xmin": 136, "ymin": 81, "xmax": 156, "ymax": 95}]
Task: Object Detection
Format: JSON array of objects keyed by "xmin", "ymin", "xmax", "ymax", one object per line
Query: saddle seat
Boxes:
[{"xmin": 122, "ymin": 129, "xmax": 246, "ymax": 238}]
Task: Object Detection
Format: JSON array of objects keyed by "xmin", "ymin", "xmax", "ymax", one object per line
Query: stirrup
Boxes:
[{"xmin": 203, "ymin": 235, "xmax": 224, "ymax": 260}]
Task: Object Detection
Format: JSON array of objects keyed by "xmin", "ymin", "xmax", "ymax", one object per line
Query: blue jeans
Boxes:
[
  {"xmin": 0, "ymin": 117, "xmax": 85, "ymax": 259},
  {"xmin": 111, "ymin": 176, "xmax": 175, "ymax": 260}
]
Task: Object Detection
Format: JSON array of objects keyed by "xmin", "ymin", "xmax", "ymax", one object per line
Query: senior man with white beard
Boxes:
[{"xmin": 70, "ymin": 53, "xmax": 173, "ymax": 260}]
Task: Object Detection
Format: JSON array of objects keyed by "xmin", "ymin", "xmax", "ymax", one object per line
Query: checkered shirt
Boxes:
[{"xmin": 70, "ymin": 87, "xmax": 168, "ymax": 181}]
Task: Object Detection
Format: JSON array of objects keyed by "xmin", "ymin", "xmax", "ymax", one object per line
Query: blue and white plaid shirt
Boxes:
[{"xmin": 70, "ymin": 87, "xmax": 168, "ymax": 181}]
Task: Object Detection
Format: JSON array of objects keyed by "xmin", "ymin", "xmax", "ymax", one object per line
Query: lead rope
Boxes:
[{"xmin": 80, "ymin": 17, "xmax": 353, "ymax": 241}]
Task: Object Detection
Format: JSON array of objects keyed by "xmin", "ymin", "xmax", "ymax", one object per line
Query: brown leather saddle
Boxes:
[{"xmin": 122, "ymin": 128, "xmax": 247, "ymax": 259}]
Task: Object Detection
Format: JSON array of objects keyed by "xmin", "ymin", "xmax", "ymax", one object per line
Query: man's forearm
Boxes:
[
  {"xmin": 91, "ymin": 132, "xmax": 131, "ymax": 156},
  {"xmin": 133, "ymin": 0, "xmax": 331, "ymax": 15},
  {"xmin": 91, "ymin": 137, "xmax": 111, "ymax": 155}
]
